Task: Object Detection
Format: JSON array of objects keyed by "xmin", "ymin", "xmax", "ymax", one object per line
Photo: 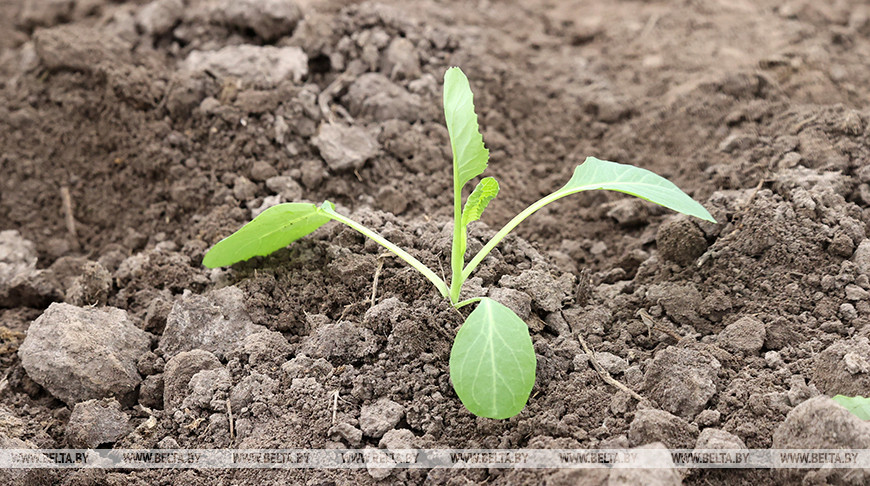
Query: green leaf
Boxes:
[
  {"xmin": 557, "ymin": 157, "xmax": 716, "ymax": 222},
  {"xmin": 449, "ymin": 297, "xmax": 536, "ymax": 419},
  {"xmin": 832, "ymin": 395, "xmax": 870, "ymax": 421},
  {"xmin": 462, "ymin": 177, "xmax": 500, "ymax": 226},
  {"xmin": 444, "ymin": 67, "xmax": 489, "ymax": 188},
  {"xmin": 202, "ymin": 202, "xmax": 332, "ymax": 268}
]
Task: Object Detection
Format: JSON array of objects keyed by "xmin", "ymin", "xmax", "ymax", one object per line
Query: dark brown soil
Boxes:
[{"xmin": 2, "ymin": 0, "xmax": 870, "ymax": 484}]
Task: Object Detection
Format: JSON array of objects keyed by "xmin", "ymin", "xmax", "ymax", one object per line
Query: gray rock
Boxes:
[
  {"xmin": 774, "ymin": 396, "xmax": 870, "ymax": 448},
  {"xmin": 163, "ymin": 350, "xmax": 222, "ymax": 410},
  {"xmin": 0, "ymin": 230, "xmax": 57, "ymax": 307},
  {"xmin": 181, "ymin": 45, "xmax": 307, "ymax": 88},
  {"xmin": 379, "ymin": 428, "xmax": 416, "ymax": 449},
  {"xmin": 606, "ymin": 199, "xmax": 650, "ymax": 226},
  {"xmin": 210, "ymin": 0, "xmax": 302, "ymax": 41},
  {"xmin": 718, "ymin": 316, "xmax": 766, "ymax": 355},
  {"xmin": 34, "ymin": 25, "xmax": 129, "ymax": 73},
  {"xmin": 845, "ymin": 284, "xmax": 869, "ymax": 301},
  {"xmin": 646, "ymin": 282, "xmax": 709, "ymax": 331},
  {"xmin": 66, "ymin": 399, "xmax": 132, "ymax": 448},
  {"xmin": 608, "ymin": 443, "xmax": 681, "ymax": 486},
  {"xmin": 345, "ymin": 73, "xmax": 424, "ymax": 122},
  {"xmin": 160, "ymin": 286, "xmax": 266, "ymax": 360},
  {"xmin": 136, "ymin": 0, "xmax": 184, "ymax": 36},
  {"xmin": 381, "ymin": 37, "xmax": 420, "ymax": 80},
  {"xmin": 232, "ymin": 331, "xmax": 291, "ymax": 372},
  {"xmin": 694, "ymin": 409, "xmax": 720, "ymax": 427},
  {"xmin": 281, "ymin": 355, "xmax": 334, "ymax": 383},
  {"xmin": 230, "ymin": 373, "xmax": 277, "ymax": 411},
  {"xmin": 488, "ymin": 287, "xmax": 532, "ymax": 320},
  {"xmin": 139, "ymin": 374, "xmax": 164, "ymax": 410},
  {"xmin": 499, "ymin": 268, "xmax": 572, "ymax": 313},
  {"xmin": 656, "ymin": 216, "xmax": 708, "ymax": 265},
  {"xmin": 595, "ymin": 352, "xmax": 629, "ymax": 375},
  {"xmin": 360, "ymin": 398, "xmax": 404, "ymax": 438},
  {"xmin": 628, "ymin": 408, "xmax": 698, "ymax": 449},
  {"xmin": 265, "ymin": 176, "xmax": 303, "ymax": 200},
  {"xmin": 182, "ymin": 368, "xmax": 231, "ymax": 411},
  {"xmin": 854, "ymin": 239, "xmax": 870, "ymax": 275},
  {"xmin": 695, "ymin": 428, "xmax": 746, "ymax": 449},
  {"xmin": 311, "ymin": 123, "xmax": 379, "ymax": 172},
  {"xmin": 642, "ymin": 346, "xmax": 721, "ymax": 420},
  {"xmin": 813, "ymin": 337, "xmax": 870, "ymax": 396},
  {"xmin": 0, "ymin": 230, "xmax": 36, "ymax": 283},
  {"xmin": 233, "ymin": 176, "xmax": 258, "ymax": 201},
  {"xmin": 65, "ymin": 261, "xmax": 112, "ymax": 306},
  {"xmin": 17, "ymin": 0, "xmax": 73, "ymax": 30},
  {"xmin": 772, "ymin": 396, "xmax": 870, "ymax": 483},
  {"xmin": 298, "ymin": 321, "xmax": 379, "ymax": 361},
  {"xmin": 329, "ymin": 423, "xmax": 363, "ymax": 446},
  {"xmin": 19, "ymin": 303, "xmax": 150, "ymax": 406},
  {"xmin": 249, "ymin": 161, "xmax": 277, "ymax": 182}
]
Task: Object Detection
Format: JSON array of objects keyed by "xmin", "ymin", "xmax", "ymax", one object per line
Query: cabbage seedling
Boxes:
[{"xmin": 202, "ymin": 67, "xmax": 715, "ymax": 419}]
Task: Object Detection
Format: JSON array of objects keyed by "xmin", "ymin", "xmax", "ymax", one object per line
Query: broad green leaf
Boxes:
[
  {"xmin": 832, "ymin": 395, "xmax": 870, "ymax": 421},
  {"xmin": 557, "ymin": 157, "xmax": 716, "ymax": 222},
  {"xmin": 444, "ymin": 67, "xmax": 489, "ymax": 188},
  {"xmin": 462, "ymin": 177, "xmax": 500, "ymax": 227},
  {"xmin": 449, "ymin": 297, "xmax": 536, "ymax": 419},
  {"xmin": 202, "ymin": 202, "xmax": 332, "ymax": 268}
]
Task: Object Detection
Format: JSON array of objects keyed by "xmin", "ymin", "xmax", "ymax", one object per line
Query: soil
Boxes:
[{"xmin": 2, "ymin": 0, "xmax": 870, "ymax": 484}]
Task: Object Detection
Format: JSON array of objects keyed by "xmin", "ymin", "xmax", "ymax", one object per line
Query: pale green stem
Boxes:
[
  {"xmin": 322, "ymin": 207, "xmax": 449, "ymax": 298},
  {"xmin": 453, "ymin": 296, "xmax": 483, "ymax": 309},
  {"xmin": 462, "ymin": 191, "xmax": 570, "ymax": 281},
  {"xmin": 448, "ymin": 172, "xmax": 465, "ymax": 304}
]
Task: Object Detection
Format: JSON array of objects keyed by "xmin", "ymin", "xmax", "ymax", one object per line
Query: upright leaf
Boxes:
[
  {"xmin": 449, "ymin": 298, "xmax": 536, "ymax": 419},
  {"xmin": 202, "ymin": 202, "xmax": 332, "ymax": 268},
  {"xmin": 444, "ymin": 67, "xmax": 489, "ymax": 188},
  {"xmin": 832, "ymin": 395, "xmax": 870, "ymax": 421},
  {"xmin": 462, "ymin": 177, "xmax": 500, "ymax": 226},
  {"xmin": 557, "ymin": 157, "xmax": 716, "ymax": 222}
]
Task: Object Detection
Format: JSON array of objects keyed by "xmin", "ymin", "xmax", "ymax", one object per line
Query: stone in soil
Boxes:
[
  {"xmin": 208, "ymin": 0, "xmax": 303, "ymax": 41},
  {"xmin": 0, "ymin": 230, "xmax": 58, "ymax": 308},
  {"xmin": 135, "ymin": 0, "xmax": 184, "ymax": 37},
  {"xmin": 65, "ymin": 398, "xmax": 132, "ymax": 448},
  {"xmin": 18, "ymin": 303, "xmax": 150, "ymax": 406},
  {"xmin": 159, "ymin": 286, "xmax": 266, "ymax": 360},
  {"xmin": 773, "ymin": 396, "xmax": 870, "ymax": 483},
  {"xmin": 33, "ymin": 24, "xmax": 130, "ymax": 73},
  {"xmin": 656, "ymin": 215, "xmax": 708, "ymax": 265},
  {"xmin": 345, "ymin": 73, "xmax": 425, "ymax": 122},
  {"xmin": 642, "ymin": 345, "xmax": 721, "ymax": 420},
  {"xmin": 297, "ymin": 320, "xmax": 379, "ymax": 361},
  {"xmin": 812, "ymin": 336, "xmax": 870, "ymax": 396},
  {"xmin": 717, "ymin": 316, "xmax": 766, "ymax": 355},
  {"xmin": 628, "ymin": 408, "xmax": 698, "ymax": 449},
  {"xmin": 695, "ymin": 428, "xmax": 747, "ymax": 449},
  {"xmin": 180, "ymin": 45, "xmax": 307, "ymax": 88},
  {"xmin": 163, "ymin": 349, "xmax": 223, "ymax": 411},
  {"xmin": 359, "ymin": 398, "xmax": 404, "ymax": 438},
  {"xmin": 311, "ymin": 123, "xmax": 379, "ymax": 172}
]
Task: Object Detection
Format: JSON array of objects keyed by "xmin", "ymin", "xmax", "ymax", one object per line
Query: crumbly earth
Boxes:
[{"xmin": 1, "ymin": 0, "xmax": 870, "ymax": 484}]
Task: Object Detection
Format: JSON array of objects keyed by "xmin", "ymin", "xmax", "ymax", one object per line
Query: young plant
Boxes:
[{"xmin": 203, "ymin": 67, "xmax": 715, "ymax": 419}]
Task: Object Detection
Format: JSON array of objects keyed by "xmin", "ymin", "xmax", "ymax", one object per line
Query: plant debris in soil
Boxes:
[{"xmin": 1, "ymin": 0, "xmax": 870, "ymax": 484}]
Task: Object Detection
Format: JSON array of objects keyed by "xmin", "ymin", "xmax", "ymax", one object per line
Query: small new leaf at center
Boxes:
[{"xmin": 462, "ymin": 177, "xmax": 499, "ymax": 227}]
